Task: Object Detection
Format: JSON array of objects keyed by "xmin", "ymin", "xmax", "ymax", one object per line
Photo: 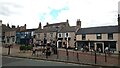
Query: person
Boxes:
[
  {"xmin": 46, "ymin": 43, "xmax": 51, "ymax": 58},
  {"xmin": 32, "ymin": 47, "xmax": 36, "ymax": 56},
  {"xmin": 81, "ymin": 48, "xmax": 84, "ymax": 52},
  {"xmin": 98, "ymin": 48, "xmax": 101, "ymax": 53},
  {"xmin": 52, "ymin": 44, "xmax": 57, "ymax": 54},
  {"xmin": 105, "ymin": 47, "xmax": 109, "ymax": 53},
  {"xmin": 85, "ymin": 45, "xmax": 89, "ymax": 52}
]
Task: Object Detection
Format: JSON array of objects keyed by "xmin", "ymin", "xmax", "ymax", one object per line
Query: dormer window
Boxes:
[
  {"xmin": 65, "ymin": 33, "xmax": 69, "ymax": 37},
  {"xmin": 58, "ymin": 33, "xmax": 62, "ymax": 38}
]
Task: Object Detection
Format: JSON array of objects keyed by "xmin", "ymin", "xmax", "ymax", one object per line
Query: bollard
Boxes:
[
  {"xmin": 77, "ymin": 52, "xmax": 79, "ymax": 61},
  {"xmin": 57, "ymin": 50, "xmax": 59, "ymax": 59},
  {"xmin": 95, "ymin": 51, "xmax": 97, "ymax": 64},
  {"xmin": 66, "ymin": 48, "xmax": 69, "ymax": 60},
  {"xmin": 46, "ymin": 51, "xmax": 48, "ymax": 59},
  {"xmin": 118, "ymin": 51, "xmax": 120, "ymax": 66},
  {"xmin": 56, "ymin": 46, "xmax": 59, "ymax": 59},
  {"xmin": 105, "ymin": 51, "xmax": 107, "ymax": 62}
]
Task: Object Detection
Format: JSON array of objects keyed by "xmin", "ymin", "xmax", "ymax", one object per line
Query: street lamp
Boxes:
[
  {"xmin": 56, "ymin": 26, "xmax": 59, "ymax": 59},
  {"xmin": 66, "ymin": 33, "xmax": 69, "ymax": 60}
]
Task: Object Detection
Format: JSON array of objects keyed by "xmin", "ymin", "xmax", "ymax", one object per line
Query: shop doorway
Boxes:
[
  {"xmin": 96, "ymin": 43, "xmax": 103, "ymax": 53},
  {"xmin": 58, "ymin": 42, "xmax": 62, "ymax": 48}
]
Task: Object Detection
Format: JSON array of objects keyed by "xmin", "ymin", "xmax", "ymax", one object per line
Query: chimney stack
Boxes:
[
  {"xmin": 65, "ymin": 19, "xmax": 69, "ymax": 27},
  {"xmin": 24, "ymin": 24, "xmax": 26, "ymax": 29},
  {"xmin": 38, "ymin": 22, "xmax": 42, "ymax": 29},
  {"xmin": 0, "ymin": 20, "xmax": 2, "ymax": 27},
  {"xmin": 46, "ymin": 22, "xmax": 49, "ymax": 25},
  {"xmin": 7, "ymin": 23, "xmax": 10, "ymax": 28},
  {"xmin": 12, "ymin": 25, "xmax": 15, "ymax": 28},
  {"xmin": 17, "ymin": 25, "xmax": 19, "ymax": 28},
  {"xmin": 66, "ymin": 19, "xmax": 69, "ymax": 23},
  {"xmin": 118, "ymin": 14, "xmax": 120, "ymax": 26},
  {"xmin": 118, "ymin": 14, "xmax": 120, "ymax": 32},
  {"xmin": 76, "ymin": 19, "xmax": 81, "ymax": 28}
]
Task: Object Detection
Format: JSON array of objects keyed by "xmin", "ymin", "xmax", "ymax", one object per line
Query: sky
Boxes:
[
  {"xmin": 0, "ymin": 0, "xmax": 120, "ymax": 29},
  {"xmin": 118, "ymin": 1, "xmax": 120, "ymax": 14}
]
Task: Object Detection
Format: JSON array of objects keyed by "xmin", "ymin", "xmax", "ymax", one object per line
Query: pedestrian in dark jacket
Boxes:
[{"xmin": 46, "ymin": 43, "xmax": 51, "ymax": 58}]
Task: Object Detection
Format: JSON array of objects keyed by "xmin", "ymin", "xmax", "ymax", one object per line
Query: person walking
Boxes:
[
  {"xmin": 46, "ymin": 43, "xmax": 51, "ymax": 58},
  {"xmin": 32, "ymin": 47, "xmax": 36, "ymax": 56},
  {"xmin": 98, "ymin": 48, "xmax": 101, "ymax": 54}
]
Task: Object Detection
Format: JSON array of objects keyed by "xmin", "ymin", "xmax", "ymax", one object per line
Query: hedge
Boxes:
[{"xmin": 20, "ymin": 45, "xmax": 33, "ymax": 51}]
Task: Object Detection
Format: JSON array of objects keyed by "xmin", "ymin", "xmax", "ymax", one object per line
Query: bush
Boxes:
[
  {"xmin": 20, "ymin": 45, "xmax": 32, "ymax": 51},
  {"xmin": 26, "ymin": 45, "xmax": 33, "ymax": 50}
]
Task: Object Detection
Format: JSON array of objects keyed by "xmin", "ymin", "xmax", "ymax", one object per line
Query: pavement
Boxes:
[{"xmin": 2, "ymin": 45, "xmax": 120, "ymax": 67}]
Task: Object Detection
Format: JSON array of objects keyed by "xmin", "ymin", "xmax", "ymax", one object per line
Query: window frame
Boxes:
[
  {"xmin": 50, "ymin": 33, "xmax": 53, "ymax": 38},
  {"xmin": 44, "ymin": 33, "xmax": 47, "ymax": 38},
  {"xmin": 65, "ymin": 33, "xmax": 69, "ymax": 37},
  {"xmin": 37, "ymin": 33, "xmax": 40, "ymax": 38},
  {"xmin": 96, "ymin": 33, "xmax": 102, "ymax": 39},
  {"xmin": 108, "ymin": 33, "xmax": 113, "ymax": 40},
  {"xmin": 58, "ymin": 33, "xmax": 62, "ymax": 38},
  {"xmin": 82, "ymin": 34, "xmax": 86, "ymax": 40}
]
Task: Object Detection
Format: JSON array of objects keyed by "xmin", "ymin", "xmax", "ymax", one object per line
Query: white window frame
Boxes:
[
  {"xmin": 58, "ymin": 33, "xmax": 62, "ymax": 38},
  {"xmin": 37, "ymin": 33, "xmax": 40, "ymax": 38},
  {"xmin": 65, "ymin": 33, "xmax": 70, "ymax": 37}
]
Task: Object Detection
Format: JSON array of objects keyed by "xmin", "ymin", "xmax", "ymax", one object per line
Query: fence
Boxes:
[{"xmin": 2, "ymin": 45, "xmax": 120, "ymax": 67}]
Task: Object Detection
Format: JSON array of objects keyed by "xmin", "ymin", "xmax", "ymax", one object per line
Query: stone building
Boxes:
[
  {"xmin": 16, "ymin": 29, "xmax": 37, "ymax": 45},
  {"xmin": 0, "ymin": 20, "xmax": 2, "ymax": 45},
  {"xmin": 2, "ymin": 23, "xmax": 11, "ymax": 44},
  {"xmin": 34, "ymin": 20, "xmax": 70, "ymax": 46},
  {"xmin": 76, "ymin": 26, "xmax": 119, "ymax": 53},
  {"xmin": 4, "ymin": 23, "xmax": 27, "ymax": 45},
  {"xmin": 57, "ymin": 19, "xmax": 81, "ymax": 48},
  {"xmin": 76, "ymin": 15, "xmax": 120, "ymax": 53}
]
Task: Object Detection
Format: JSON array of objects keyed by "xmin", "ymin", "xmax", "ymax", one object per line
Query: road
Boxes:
[
  {"xmin": 2, "ymin": 56, "xmax": 119, "ymax": 68},
  {"xmin": 2, "ymin": 56, "xmax": 88, "ymax": 66}
]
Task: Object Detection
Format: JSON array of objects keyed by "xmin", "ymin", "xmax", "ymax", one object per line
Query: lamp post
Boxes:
[
  {"xmin": 8, "ymin": 44, "xmax": 12, "ymax": 55},
  {"xmin": 65, "ymin": 33, "xmax": 69, "ymax": 60},
  {"xmin": 56, "ymin": 27, "xmax": 59, "ymax": 59},
  {"xmin": 104, "ymin": 50, "xmax": 107, "ymax": 62}
]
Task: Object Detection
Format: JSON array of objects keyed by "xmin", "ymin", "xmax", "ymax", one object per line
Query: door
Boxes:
[
  {"xmin": 58, "ymin": 42, "xmax": 62, "ymax": 48},
  {"xmin": 97, "ymin": 43, "xmax": 103, "ymax": 53}
]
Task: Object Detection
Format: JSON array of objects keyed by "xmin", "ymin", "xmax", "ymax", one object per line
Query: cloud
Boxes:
[
  {"xmin": 119, "ymin": 1, "xmax": 120, "ymax": 14},
  {"xmin": 0, "ymin": 2, "xmax": 23, "ymax": 16},
  {"xmin": 0, "ymin": 0, "xmax": 119, "ymax": 29},
  {"xmin": 38, "ymin": 13, "xmax": 47, "ymax": 22}
]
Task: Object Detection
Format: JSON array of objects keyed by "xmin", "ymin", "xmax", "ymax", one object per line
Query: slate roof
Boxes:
[
  {"xmin": 76, "ymin": 25, "xmax": 118, "ymax": 35},
  {"xmin": 59, "ymin": 26, "xmax": 78, "ymax": 33},
  {"xmin": 34, "ymin": 29, "xmax": 44, "ymax": 33},
  {"xmin": 18, "ymin": 28, "xmax": 37, "ymax": 32},
  {"xmin": 35, "ymin": 27, "xmax": 62, "ymax": 33},
  {"xmin": 2, "ymin": 24, "xmax": 11, "ymax": 32},
  {"xmin": 44, "ymin": 22, "xmax": 69, "ymax": 27}
]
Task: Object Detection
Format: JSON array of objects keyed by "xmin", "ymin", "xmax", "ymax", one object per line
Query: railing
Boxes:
[{"xmin": 2, "ymin": 45, "xmax": 120, "ymax": 67}]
